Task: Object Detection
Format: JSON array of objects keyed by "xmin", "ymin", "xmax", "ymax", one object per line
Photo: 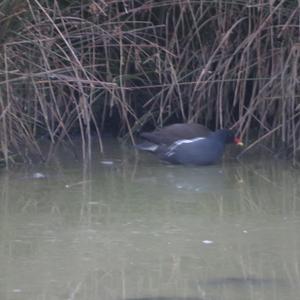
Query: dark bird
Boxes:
[
  {"xmin": 157, "ymin": 129, "xmax": 243, "ymax": 165},
  {"xmin": 136, "ymin": 123, "xmax": 211, "ymax": 152},
  {"xmin": 137, "ymin": 127, "xmax": 243, "ymax": 165}
]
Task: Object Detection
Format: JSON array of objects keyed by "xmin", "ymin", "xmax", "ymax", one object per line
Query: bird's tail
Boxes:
[{"xmin": 134, "ymin": 141, "xmax": 159, "ymax": 152}]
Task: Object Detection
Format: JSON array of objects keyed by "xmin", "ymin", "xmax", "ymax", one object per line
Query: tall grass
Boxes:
[{"xmin": 0, "ymin": 0, "xmax": 299, "ymax": 165}]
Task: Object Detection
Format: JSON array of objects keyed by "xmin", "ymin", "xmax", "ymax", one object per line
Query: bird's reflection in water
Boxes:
[
  {"xmin": 123, "ymin": 277, "xmax": 287, "ymax": 300},
  {"xmin": 203, "ymin": 276, "xmax": 286, "ymax": 288},
  {"xmin": 132, "ymin": 163, "xmax": 237, "ymax": 194},
  {"xmin": 164, "ymin": 165, "xmax": 226, "ymax": 193},
  {"xmin": 125, "ymin": 298, "xmax": 204, "ymax": 300}
]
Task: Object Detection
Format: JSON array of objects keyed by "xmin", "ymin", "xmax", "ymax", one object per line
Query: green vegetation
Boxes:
[{"xmin": 0, "ymin": 0, "xmax": 299, "ymax": 165}]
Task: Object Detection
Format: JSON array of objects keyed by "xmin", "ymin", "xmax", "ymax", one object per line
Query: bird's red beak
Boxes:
[{"xmin": 234, "ymin": 137, "xmax": 244, "ymax": 146}]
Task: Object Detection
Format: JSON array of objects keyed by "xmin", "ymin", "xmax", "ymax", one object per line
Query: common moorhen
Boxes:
[
  {"xmin": 136, "ymin": 123, "xmax": 211, "ymax": 151},
  {"xmin": 155, "ymin": 129, "xmax": 243, "ymax": 165}
]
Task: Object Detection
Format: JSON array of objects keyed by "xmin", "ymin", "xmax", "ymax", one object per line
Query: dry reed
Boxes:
[{"xmin": 0, "ymin": 0, "xmax": 299, "ymax": 165}]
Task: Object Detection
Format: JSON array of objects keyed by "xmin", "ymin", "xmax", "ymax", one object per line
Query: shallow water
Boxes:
[{"xmin": 0, "ymin": 138, "xmax": 300, "ymax": 300}]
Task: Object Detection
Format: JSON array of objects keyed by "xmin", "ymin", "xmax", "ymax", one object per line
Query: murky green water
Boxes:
[{"xmin": 0, "ymin": 138, "xmax": 300, "ymax": 300}]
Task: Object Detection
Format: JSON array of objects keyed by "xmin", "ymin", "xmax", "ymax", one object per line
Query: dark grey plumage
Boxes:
[
  {"xmin": 156, "ymin": 129, "xmax": 240, "ymax": 165},
  {"xmin": 136, "ymin": 123, "xmax": 211, "ymax": 151}
]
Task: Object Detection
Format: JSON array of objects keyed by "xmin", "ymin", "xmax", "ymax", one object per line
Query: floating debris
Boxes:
[
  {"xmin": 32, "ymin": 172, "xmax": 46, "ymax": 179},
  {"xmin": 100, "ymin": 160, "xmax": 114, "ymax": 165},
  {"xmin": 65, "ymin": 180, "xmax": 93, "ymax": 188},
  {"xmin": 202, "ymin": 240, "xmax": 214, "ymax": 244}
]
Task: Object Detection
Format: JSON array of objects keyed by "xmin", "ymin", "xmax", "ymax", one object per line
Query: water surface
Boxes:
[{"xmin": 0, "ymin": 139, "xmax": 299, "ymax": 300}]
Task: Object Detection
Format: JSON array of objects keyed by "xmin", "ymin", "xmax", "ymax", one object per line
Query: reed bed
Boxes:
[{"xmin": 0, "ymin": 0, "xmax": 299, "ymax": 165}]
